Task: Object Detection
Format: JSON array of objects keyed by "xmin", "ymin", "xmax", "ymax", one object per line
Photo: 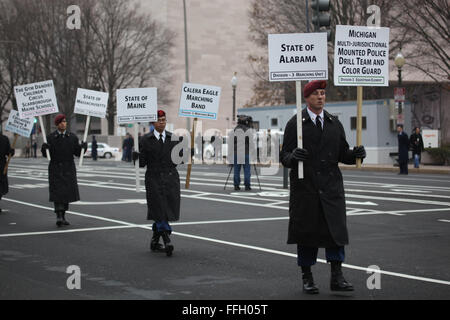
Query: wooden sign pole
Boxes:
[
  {"xmin": 356, "ymin": 86, "xmax": 363, "ymax": 168},
  {"xmin": 3, "ymin": 134, "xmax": 18, "ymax": 175},
  {"xmin": 185, "ymin": 117, "xmax": 197, "ymax": 189}
]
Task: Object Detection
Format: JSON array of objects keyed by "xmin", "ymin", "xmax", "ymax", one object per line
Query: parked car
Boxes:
[{"xmin": 84, "ymin": 143, "xmax": 120, "ymax": 159}]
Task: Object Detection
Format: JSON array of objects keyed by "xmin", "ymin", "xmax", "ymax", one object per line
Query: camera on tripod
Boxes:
[{"xmin": 237, "ymin": 115, "xmax": 253, "ymax": 128}]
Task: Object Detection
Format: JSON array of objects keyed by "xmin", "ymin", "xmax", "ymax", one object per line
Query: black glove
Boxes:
[
  {"xmin": 41, "ymin": 143, "xmax": 50, "ymax": 151},
  {"xmin": 353, "ymin": 146, "xmax": 366, "ymax": 159},
  {"xmin": 81, "ymin": 141, "xmax": 88, "ymax": 150},
  {"xmin": 132, "ymin": 151, "xmax": 140, "ymax": 162},
  {"xmin": 41, "ymin": 143, "xmax": 50, "ymax": 157},
  {"xmin": 9, "ymin": 148, "xmax": 15, "ymax": 157},
  {"xmin": 292, "ymin": 148, "xmax": 309, "ymax": 162}
]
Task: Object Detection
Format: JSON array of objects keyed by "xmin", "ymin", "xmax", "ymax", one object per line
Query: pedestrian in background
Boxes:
[
  {"xmin": 410, "ymin": 127, "xmax": 424, "ymax": 168},
  {"xmin": 92, "ymin": 135, "xmax": 98, "ymax": 161},
  {"xmin": 25, "ymin": 142, "xmax": 31, "ymax": 158},
  {"xmin": 397, "ymin": 124, "xmax": 409, "ymax": 174},
  {"xmin": 122, "ymin": 133, "xmax": 134, "ymax": 162},
  {"xmin": 32, "ymin": 140, "xmax": 37, "ymax": 158},
  {"xmin": 280, "ymin": 80, "xmax": 366, "ymax": 295},
  {"xmin": 41, "ymin": 114, "xmax": 87, "ymax": 226}
]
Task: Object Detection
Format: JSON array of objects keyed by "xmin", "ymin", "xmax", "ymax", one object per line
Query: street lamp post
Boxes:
[
  {"xmin": 394, "ymin": 50, "xmax": 405, "ymax": 122},
  {"xmin": 231, "ymin": 72, "xmax": 237, "ymax": 125}
]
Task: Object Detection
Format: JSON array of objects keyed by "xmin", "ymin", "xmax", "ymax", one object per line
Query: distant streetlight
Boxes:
[
  {"xmin": 394, "ymin": 50, "xmax": 405, "ymax": 122},
  {"xmin": 231, "ymin": 72, "xmax": 238, "ymax": 124}
]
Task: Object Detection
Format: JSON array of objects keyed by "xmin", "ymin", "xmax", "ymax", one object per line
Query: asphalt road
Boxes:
[{"xmin": 0, "ymin": 158, "xmax": 449, "ymax": 300}]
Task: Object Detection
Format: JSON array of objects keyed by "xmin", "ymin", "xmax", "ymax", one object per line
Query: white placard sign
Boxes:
[
  {"xmin": 116, "ymin": 88, "xmax": 157, "ymax": 123},
  {"xmin": 268, "ymin": 32, "xmax": 328, "ymax": 81},
  {"xmin": 74, "ymin": 88, "xmax": 108, "ymax": 118},
  {"xmin": 5, "ymin": 110, "xmax": 34, "ymax": 137},
  {"xmin": 14, "ymin": 80, "xmax": 59, "ymax": 118},
  {"xmin": 178, "ymin": 83, "xmax": 221, "ymax": 120},
  {"xmin": 334, "ymin": 25, "xmax": 390, "ymax": 86}
]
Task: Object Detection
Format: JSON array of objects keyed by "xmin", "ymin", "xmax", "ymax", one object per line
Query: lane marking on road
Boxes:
[
  {"xmin": 346, "ymin": 188, "xmax": 448, "ymax": 200},
  {"xmin": 10, "ymin": 164, "xmax": 450, "ymax": 194},
  {"xmin": 438, "ymin": 219, "xmax": 450, "ymax": 223},
  {"xmin": 0, "ymin": 217, "xmax": 292, "ymax": 238},
  {"xmin": 172, "ymin": 231, "xmax": 450, "ymax": 286},
  {"xmin": 346, "ymin": 194, "xmax": 450, "ymax": 207},
  {"xmin": 74, "ymin": 199, "xmax": 147, "ymax": 205},
  {"xmin": 7, "ymin": 174, "xmax": 450, "ymax": 217},
  {"xmin": 2, "ymin": 197, "xmax": 450, "ymax": 287},
  {"xmin": 0, "ymin": 225, "xmax": 136, "ymax": 237},
  {"xmin": 343, "ymin": 174, "xmax": 450, "ymax": 184}
]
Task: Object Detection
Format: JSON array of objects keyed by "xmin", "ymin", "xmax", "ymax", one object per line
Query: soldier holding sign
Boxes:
[
  {"xmin": 41, "ymin": 114, "xmax": 87, "ymax": 227},
  {"xmin": 280, "ymin": 80, "xmax": 366, "ymax": 294},
  {"xmin": 132, "ymin": 110, "xmax": 182, "ymax": 257},
  {"xmin": 0, "ymin": 134, "xmax": 14, "ymax": 213}
]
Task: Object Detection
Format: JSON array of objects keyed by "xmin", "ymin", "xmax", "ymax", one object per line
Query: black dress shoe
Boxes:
[
  {"xmin": 234, "ymin": 185, "xmax": 241, "ymax": 191},
  {"xmin": 330, "ymin": 274, "xmax": 354, "ymax": 291},
  {"xmin": 245, "ymin": 186, "xmax": 251, "ymax": 191},
  {"xmin": 56, "ymin": 212, "xmax": 63, "ymax": 227},
  {"xmin": 161, "ymin": 231, "xmax": 174, "ymax": 257},
  {"xmin": 302, "ymin": 274, "xmax": 319, "ymax": 294},
  {"xmin": 61, "ymin": 212, "xmax": 70, "ymax": 226}
]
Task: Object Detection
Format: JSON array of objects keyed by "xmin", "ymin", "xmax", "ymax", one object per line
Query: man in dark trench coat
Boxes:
[
  {"xmin": 0, "ymin": 133, "xmax": 15, "ymax": 213},
  {"xmin": 133, "ymin": 110, "xmax": 182, "ymax": 257},
  {"xmin": 41, "ymin": 114, "xmax": 87, "ymax": 226},
  {"xmin": 397, "ymin": 124, "xmax": 409, "ymax": 174},
  {"xmin": 280, "ymin": 80, "xmax": 366, "ymax": 294}
]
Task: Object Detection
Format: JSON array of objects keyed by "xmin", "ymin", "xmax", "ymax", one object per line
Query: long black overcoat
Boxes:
[
  {"xmin": 139, "ymin": 131, "xmax": 181, "ymax": 222},
  {"xmin": 398, "ymin": 132, "xmax": 410, "ymax": 163},
  {"xmin": 42, "ymin": 131, "xmax": 82, "ymax": 203},
  {"xmin": 280, "ymin": 108, "xmax": 357, "ymax": 247},
  {"xmin": 0, "ymin": 134, "xmax": 11, "ymax": 196}
]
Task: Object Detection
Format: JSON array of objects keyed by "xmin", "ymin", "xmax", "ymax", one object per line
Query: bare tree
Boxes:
[
  {"xmin": 91, "ymin": 0, "xmax": 175, "ymax": 135},
  {"xmin": 245, "ymin": 0, "xmax": 307, "ymax": 107},
  {"xmin": 0, "ymin": 0, "xmax": 43, "ymax": 127},
  {"xmin": 246, "ymin": 0, "xmax": 408, "ymax": 106},
  {"xmin": 0, "ymin": 0, "xmax": 174, "ymax": 135},
  {"xmin": 0, "ymin": 0, "xmax": 99, "ymax": 132},
  {"xmin": 393, "ymin": 0, "xmax": 449, "ymax": 82}
]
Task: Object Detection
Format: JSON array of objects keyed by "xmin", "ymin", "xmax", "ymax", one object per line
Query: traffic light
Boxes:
[{"xmin": 311, "ymin": 0, "xmax": 331, "ymax": 41}]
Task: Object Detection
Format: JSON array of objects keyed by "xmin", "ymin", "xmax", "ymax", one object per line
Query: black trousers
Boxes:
[
  {"xmin": 399, "ymin": 161, "xmax": 408, "ymax": 174},
  {"xmin": 54, "ymin": 202, "xmax": 69, "ymax": 213}
]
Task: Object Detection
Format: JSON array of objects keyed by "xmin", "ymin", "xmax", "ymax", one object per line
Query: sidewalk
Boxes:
[{"xmin": 339, "ymin": 163, "xmax": 450, "ymax": 175}]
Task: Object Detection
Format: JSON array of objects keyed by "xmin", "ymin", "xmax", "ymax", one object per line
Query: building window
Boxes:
[
  {"xmin": 350, "ymin": 117, "xmax": 367, "ymax": 130},
  {"xmin": 271, "ymin": 118, "xmax": 278, "ymax": 127}
]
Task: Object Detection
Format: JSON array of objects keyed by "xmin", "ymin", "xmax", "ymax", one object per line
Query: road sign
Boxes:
[
  {"xmin": 74, "ymin": 88, "xmax": 108, "ymax": 118},
  {"xmin": 14, "ymin": 80, "xmax": 59, "ymax": 118},
  {"xmin": 394, "ymin": 87, "xmax": 406, "ymax": 102},
  {"xmin": 116, "ymin": 88, "xmax": 157, "ymax": 124},
  {"xmin": 5, "ymin": 110, "xmax": 34, "ymax": 137},
  {"xmin": 178, "ymin": 83, "xmax": 221, "ymax": 120},
  {"xmin": 268, "ymin": 32, "xmax": 328, "ymax": 81},
  {"xmin": 334, "ymin": 25, "xmax": 390, "ymax": 86}
]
